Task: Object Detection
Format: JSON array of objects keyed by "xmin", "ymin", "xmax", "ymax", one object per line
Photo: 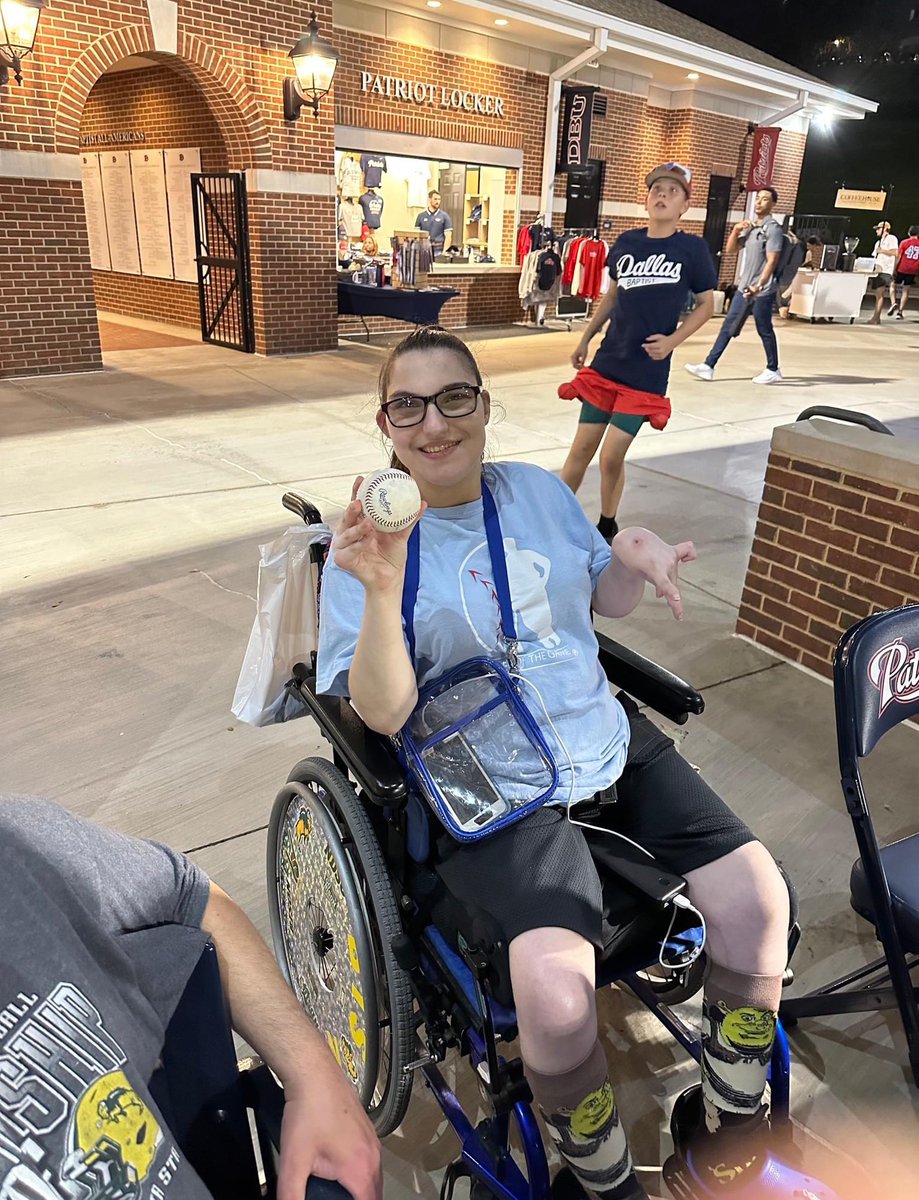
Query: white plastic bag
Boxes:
[{"xmin": 231, "ymin": 523, "xmax": 331, "ymax": 726}]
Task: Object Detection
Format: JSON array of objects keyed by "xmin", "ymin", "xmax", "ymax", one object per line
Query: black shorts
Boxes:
[
  {"xmin": 896, "ymin": 272, "xmax": 916, "ymax": 287},
  {"xmin": 435, "ymin": 697, "xmax": 756, "ymax": 950}
]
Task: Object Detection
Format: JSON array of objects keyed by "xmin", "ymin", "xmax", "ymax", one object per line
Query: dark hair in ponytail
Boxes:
[{"xmin": 378, "ymin": 326, "xmax": 483, "ymax": 472}]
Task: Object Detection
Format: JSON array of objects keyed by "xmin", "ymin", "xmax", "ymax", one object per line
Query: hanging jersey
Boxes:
[
  {"xmin": 359, "ymin": 191, "xmax": 385, "ymax": 229},
  {"xmin": 339, "ymin": 198, "xmax": 363, "ymax": 238},
  {"xmin": 577, "ymin": 239, "xmax": 607, "ymax": 300},
  {"xmin": 337, "ymin": 155, "xmax": 363, "ymax": 198},
  {"xmin": 517, "ymin": 226, "xmax": 533, "ymax": 264},
  {"xmin": 537, "ymin": 249, "xmax": 563, "ymax": 291},
  {"xmin": 562, "ymin": 238, "xmax": 585, "ymax": 286},
  {"xmin": 360, "ymin": 153, "xmax": 387, "ymax": 188}
]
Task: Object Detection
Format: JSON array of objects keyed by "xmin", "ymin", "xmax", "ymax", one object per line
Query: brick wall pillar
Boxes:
[
  {"xmin": 0, "ymin": 170, "xmax": 102, "ymax": 378},
  {"xmin": 247, "ymin": 186, "xmax": 338, "ymax": 356},
  {"xmin": 737, "ymin": 418, "xmax": 919, "ymax": 677}
]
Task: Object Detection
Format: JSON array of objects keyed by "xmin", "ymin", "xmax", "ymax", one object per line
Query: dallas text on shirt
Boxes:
[{"xmin": 615, "ymin": 251, "xmax": 684, "ymax": 289}]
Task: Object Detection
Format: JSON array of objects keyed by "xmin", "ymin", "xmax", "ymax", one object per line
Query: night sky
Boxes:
[{"xmin": 665, "ymin": 0, "xmax": 919, "ymax": 244}]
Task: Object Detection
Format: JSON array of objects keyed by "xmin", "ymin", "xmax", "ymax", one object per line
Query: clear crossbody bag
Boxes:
[
  {"xmin": 399, "ymin": 656, "xmax": 559, "ymax": 841},
  {"xmin": 397, "ymin": 479, "xmax": 559, "ymax": 842}
]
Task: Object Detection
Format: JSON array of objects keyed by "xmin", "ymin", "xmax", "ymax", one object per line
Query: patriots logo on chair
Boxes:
[{"xmin": 866, "ymin": 638, "xmax": 919, "ymax": 716}]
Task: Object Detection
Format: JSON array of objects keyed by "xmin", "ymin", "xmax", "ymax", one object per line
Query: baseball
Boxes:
[{"xmin": 357, "ymin": 469, "xmax": 422, "ymax": 533}]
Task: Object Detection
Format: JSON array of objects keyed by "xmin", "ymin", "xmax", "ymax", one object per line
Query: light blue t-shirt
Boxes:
[{"xmin": 316, "ymin": 461, "xmax": 630, "ymax": 802}]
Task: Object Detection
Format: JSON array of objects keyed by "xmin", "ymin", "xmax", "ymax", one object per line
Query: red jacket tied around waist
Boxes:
[{"xmin": 557, "ymin": 368, "xmax": 672, "ymax": 430}]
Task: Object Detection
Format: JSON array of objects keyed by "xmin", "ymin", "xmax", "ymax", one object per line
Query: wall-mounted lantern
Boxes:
[
  {"xmin": 0, "ymin": 0, "xmax": 46, "ymax": 86},
  {"xmin": 283, "ymin": 11, "xmax": 340, "ymax": 121}
]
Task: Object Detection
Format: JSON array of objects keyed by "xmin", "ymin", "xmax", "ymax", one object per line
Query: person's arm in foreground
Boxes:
[
  {"xmin": 592, "ymin": 528, "xmax": 696, "ymax": 621},
  {"xmin": 642, "ymin": 289, "xmax": 714, "ymax": 360},
  {"xmin": 571, "ymin": 281, "xmax": 619, "ymax": 368},
  {"xmin": 202, "ymin": 883, "xmax": 382, "ymax": 1200}
]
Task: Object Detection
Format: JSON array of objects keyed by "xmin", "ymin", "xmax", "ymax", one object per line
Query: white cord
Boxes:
[
  {"xmin": 510, "ymin": 671, "xmax": 707, "ymax": 971},
  {"xmin": 659, "ymin": 893, "xmax": 707, "ymax": 971},
  {"xmin": 510, "ymin": 671, "xmax": 655, "ymax": 861}
]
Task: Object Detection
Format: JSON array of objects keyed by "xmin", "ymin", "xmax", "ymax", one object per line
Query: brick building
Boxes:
[{"xmin": 0, "ymin": 0, "xmax": 874, "ymax": 378}]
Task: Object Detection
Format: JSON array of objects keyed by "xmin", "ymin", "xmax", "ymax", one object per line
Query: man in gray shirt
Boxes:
[
  {"xmin": 0, "ymin": 797, "xmax": 381, "ymax": 1200},
  {"xmin": 685, "ymin": 187, "xmax": 785, "ymax": 385}
]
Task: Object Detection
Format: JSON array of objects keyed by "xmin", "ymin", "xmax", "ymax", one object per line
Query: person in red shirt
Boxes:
[{"xmin": 893, "ymin": 224, "xmax": 919, "ymax": 319}]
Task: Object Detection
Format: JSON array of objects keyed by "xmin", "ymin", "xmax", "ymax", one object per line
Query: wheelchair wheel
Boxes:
[{"xmin": 267, "ymin": 757, "xmax": 415, "ymax": 1135}]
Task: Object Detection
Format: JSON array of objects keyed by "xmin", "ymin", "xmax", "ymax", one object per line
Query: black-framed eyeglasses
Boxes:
[{"xmin": 381, "ymin": 384, "xmax": 483, "ymax": 427}]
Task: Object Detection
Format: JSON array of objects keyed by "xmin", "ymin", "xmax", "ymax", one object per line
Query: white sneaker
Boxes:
[
  {"xmin": 752, "ymin": 368, "xmax": 783, "ymax": 384},
  {"xmin": 685, "ymin": 362, "xmax": 714, "ymax": 381}
]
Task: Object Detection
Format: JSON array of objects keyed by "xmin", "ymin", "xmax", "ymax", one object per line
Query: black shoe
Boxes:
[
  {"xmin": 896, "ymin": 310, "xmax": 904, "ymax": 320},
  {"xmin": 888, "ymin": 303, "xmax": 899, "ymax": 317},
  {"xmin": 551, "ymin": 1167, "xmax": 650, "ymax": 1200},
  {"xmin": 597, "ymin": 516, "xmax": 619, "ymax": 543},
  {"xmin": 670, "ymin": 1086, "xmax": 768, "ymax": 1192}
]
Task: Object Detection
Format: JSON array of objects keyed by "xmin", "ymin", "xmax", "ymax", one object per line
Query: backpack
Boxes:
[{"xmin": 776, "ymin": 231, "xmax": 805, "ymax": 279}]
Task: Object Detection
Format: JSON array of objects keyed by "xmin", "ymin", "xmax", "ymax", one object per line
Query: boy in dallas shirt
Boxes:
[{"xmin": 560, "ymin": 163, "xmax": 716, "ymax": 541}]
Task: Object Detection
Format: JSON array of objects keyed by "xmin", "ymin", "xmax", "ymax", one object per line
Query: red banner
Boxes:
[{"xmin": 747, "ymin": 126, "xmax": 781, "ymax": 191}]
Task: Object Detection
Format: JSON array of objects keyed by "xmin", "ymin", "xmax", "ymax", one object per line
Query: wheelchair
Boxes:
[{"xmin": 265, "ymin": 493, "xmax": 841, "ymax": 1200}]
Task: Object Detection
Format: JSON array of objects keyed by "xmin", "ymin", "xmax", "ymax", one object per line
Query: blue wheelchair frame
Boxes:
[
  {"xmin": 410, "ymin": 930, "xmax": 790, "ymax": 1200},
  {"xmin": 273, "ymin": 493, "xmax": 797, "ymax": 1200}
]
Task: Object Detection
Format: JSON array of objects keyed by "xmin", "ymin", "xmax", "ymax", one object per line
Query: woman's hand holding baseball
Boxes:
[{"xmin": 333, "ymin": 476, "xmax": 425, "ymax": 594}]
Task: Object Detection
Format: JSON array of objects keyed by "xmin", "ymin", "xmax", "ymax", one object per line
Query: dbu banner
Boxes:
[
  {"xmin": 746, "ymin": 126, "xmax": 781, "ymax": 191},
  {"xmin": 559, "ymin": 86, "xmax": 596, "ymax": 171}
]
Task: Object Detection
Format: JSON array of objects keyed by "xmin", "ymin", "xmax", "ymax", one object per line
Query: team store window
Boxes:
[{"xmin": 335, "ymin": 149, "xmax": 516, "ymax": 265}]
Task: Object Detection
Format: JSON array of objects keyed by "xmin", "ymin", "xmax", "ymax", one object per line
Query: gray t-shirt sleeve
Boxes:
[
  {"xmin": 0, "ymin": 796, "xmax": 210, "ymax": 933},
  {"xmin": 765, "ymin": 221, "xmax": 784, "ymax": 254}
]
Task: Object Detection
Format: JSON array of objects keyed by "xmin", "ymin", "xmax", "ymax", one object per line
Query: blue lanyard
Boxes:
[{"xmin": 402, "ymin": 478, "xmax": 517, "ymax": 665}]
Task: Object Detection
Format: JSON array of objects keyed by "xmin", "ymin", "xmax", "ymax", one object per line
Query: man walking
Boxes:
[
  {"xmin": 685, "ymin": 187, "xmax": 784, "ymax": 384},
  {"xmin": 867, "ymin": 220, "xmax": 899, "ymax": 324},
  {"xmin": 415, "ymin": 190, "xmax": 453, "ymax": 255},
  {"xmin": 893, "ymin": 224, "xmax": 919, "ymax": 318}
]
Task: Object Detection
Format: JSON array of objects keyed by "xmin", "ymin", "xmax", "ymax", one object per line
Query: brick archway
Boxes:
[{"xmin": 54, "ymin": 28, "xmax": 272, "ymax": 168}]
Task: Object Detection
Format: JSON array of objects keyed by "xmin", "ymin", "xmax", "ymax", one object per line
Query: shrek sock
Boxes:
[
  {"xmin": 700, "ymin": 965, "xmax": 781, "ymax": 1134},
  {"xmin": 527, "ymin": 1041, "xmax": 644, "ymax": 1198}
]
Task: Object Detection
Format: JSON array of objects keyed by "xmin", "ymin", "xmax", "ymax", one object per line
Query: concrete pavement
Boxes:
[{"xmin": 2, "ymin": 309, "xmax": 918, "ymax": 1194}]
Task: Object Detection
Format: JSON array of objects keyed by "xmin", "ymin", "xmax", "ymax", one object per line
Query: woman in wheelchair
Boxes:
[{"xmin": 316, "ymin": 326, "xmax": 791, "ymax": 1200}]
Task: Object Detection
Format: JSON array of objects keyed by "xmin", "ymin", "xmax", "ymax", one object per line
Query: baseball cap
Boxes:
[
  {"xmin": 874, "ymin": 220, "xmax": 891, "ymax": 232},
  {"xmin": 646, "ymin": 162, "xmax": 692, "ymax": 196}
]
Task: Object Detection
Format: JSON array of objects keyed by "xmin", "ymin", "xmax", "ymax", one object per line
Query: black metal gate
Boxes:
[{"xmin": 191, "ymin": 172, "xmax": 255, "ymax": 353}]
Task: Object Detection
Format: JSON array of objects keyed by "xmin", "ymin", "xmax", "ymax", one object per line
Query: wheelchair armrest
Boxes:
[
  {"xmin": 596, "ymin": 632, "xmax": 704, "ymax": 725},
  {"xmin": 589, "ymin": 839, "xmax": 687, "ymax": 908},
  {"xmin": 292, "ymin": 666, "xmax": 408, "ymax": 807}
]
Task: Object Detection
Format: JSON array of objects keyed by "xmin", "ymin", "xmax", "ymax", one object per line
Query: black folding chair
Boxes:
[{"xmin": 780, "ymin": 604, "xmax": 919, "ymax": 1085}]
